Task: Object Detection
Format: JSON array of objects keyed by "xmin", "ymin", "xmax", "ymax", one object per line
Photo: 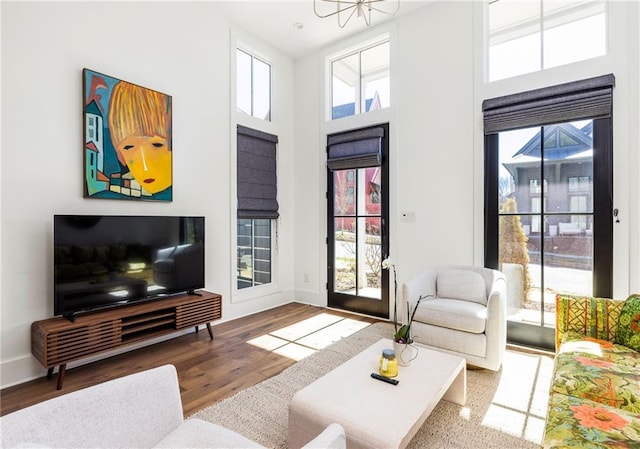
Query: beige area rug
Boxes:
[{"xmin": 191, "ymin": 322, "xmax": 554, "ymax": 448}]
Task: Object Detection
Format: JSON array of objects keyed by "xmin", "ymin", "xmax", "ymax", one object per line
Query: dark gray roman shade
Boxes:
[
  {"xmin": 326, "ymin": 126, "xmax": 384, "ymax": 170},
  {"xmin": 237, "ymin": 125, "xmax": 278, "ymax": 219},
  {"xmin": 482, "ymin": 73, "xmax": 615, "ymax": 134}
]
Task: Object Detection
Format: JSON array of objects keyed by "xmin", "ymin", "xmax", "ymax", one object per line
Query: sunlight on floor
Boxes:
[
  {"xmin": 481, "ymin": 350, "xmax": 554, "ymax": 443},
  {"xmin": 247, "ymin": 313, "xmax": 371, "ymax": 361}
]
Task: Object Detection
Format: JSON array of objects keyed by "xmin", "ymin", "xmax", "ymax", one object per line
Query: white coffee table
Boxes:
[{"xmin": 288, "ymin": 338, "xmax": 466, "ymax": 449}]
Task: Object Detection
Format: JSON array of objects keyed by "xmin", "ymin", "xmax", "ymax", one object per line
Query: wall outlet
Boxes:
[{"xmin": 304, "ymin": 273, "xmax": 309, "ymax": 283}]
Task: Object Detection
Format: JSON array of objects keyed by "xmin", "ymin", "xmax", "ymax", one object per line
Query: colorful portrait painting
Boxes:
[{"xmin": 83, "ymin": 69, "xmax": 172, "ymax": 201}]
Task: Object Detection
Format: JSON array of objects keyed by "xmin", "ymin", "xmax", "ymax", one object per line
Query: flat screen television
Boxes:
[{"xmin": 54, "ymin": 215, "xmax": 205, "ymax": 320}]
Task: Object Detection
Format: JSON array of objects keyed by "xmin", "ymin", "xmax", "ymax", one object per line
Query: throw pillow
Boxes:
[
  {"xmin": 615, "ymin": 294, "xmax": 640, "ymax": 351},
  {"xmin": 436, "ymin": 269, "xmax": 486, "ymax": 305},
  {"xmin": 555, "ymin": 294, "xmax": 624, "ymax": 349}
]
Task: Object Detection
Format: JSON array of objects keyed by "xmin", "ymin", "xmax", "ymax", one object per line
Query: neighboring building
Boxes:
[
  {"xmin": 502, "ymin": 122, "xmax": 594, "ymax": 269},
  {"xmin": 84, "ymin": 100, "xmax": 109, "ymax": 196},
  {"xmin": 332, "ymin": 92, "xmax": 380, "ymax": 120},
  {"xmin": 502, "ymin": 122, "xmax": 593, "ymax": 236},
  {"xmin": 333, "ymin": 166, "xmax": 381, "ymax": 235}
]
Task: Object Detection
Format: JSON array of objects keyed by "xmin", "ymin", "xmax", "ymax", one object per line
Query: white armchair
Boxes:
[{"xmin": 401, "ymin": 266, "xmax": 506, "ymax": 371}]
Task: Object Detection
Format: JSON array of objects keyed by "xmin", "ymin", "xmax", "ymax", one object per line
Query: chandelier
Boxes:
[{"xmin": 313, "ymin": 0, "xmax": 400, "ymax": 28}]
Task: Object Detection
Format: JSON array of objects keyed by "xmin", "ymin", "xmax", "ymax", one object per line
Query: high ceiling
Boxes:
[{"xmin": 213, "ymin": 0, "xmax": 433, "ymax": 59}]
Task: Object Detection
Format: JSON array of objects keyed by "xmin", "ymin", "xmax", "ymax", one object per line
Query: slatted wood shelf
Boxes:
[{"xmin": 31, "ymin": 290, "xmax": 222, "ymax": 389}]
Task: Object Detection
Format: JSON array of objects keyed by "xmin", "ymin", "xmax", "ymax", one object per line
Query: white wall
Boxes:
[
  {"xmin": 0, "ymin": 2, "xmax": 295, "ymax": 387},
  {"xmin": 292, "ymin": 52, "xmax": 324, "ymax": 304},
  {"xmin": 293, "ymin": 1, "xmax": 640, "ymax": 307},
  {"xmin": 394, "ymin": 2, "xmax": 476, "ymax": 280},
  {"xmin": 293, "ymin": 1, "xmax": 478, "ymax": 301}
]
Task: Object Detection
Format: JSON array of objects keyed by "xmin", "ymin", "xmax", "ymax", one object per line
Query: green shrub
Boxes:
[{"xmin": 499, "ymin": 198, "xmax": 531, "ymax": 299}]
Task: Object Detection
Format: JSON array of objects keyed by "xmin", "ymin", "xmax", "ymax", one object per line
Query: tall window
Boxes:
[
  {"xmin": 488, "ymin": 0, "xmax": 607, "ymax": 82},
  {"xmin": 236, "ymin": 49, "xmax": 271, "ymax": 120},
  {"xmin": 484, "ymin": 74, "xmax": 614, "ymax": 350},
  {"xmin": 331, "ymin": 40, "xmax": 390, "ymax": 120},
  {"xmin": 236, "ymin": 126, "xmax": 278, "ymax": 290}
]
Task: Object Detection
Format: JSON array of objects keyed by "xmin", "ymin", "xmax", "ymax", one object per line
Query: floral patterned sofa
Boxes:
[{"xmin": 543, "ymin": 293, "xmax": 640, "ymax": 448}]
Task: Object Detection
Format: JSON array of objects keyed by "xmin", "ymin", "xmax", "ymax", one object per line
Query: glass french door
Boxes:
[
  {"xmin": 486, "ymin": 118, "xmax": 612, "ymax": 349},
  {"xmin": 327, "ymin": 129, "xmax": 389, "ymax": 318}
]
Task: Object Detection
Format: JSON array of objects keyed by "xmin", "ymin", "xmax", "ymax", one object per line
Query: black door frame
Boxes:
[
  {"xmin": 327, "ymin": 123, "xmax": 390, "ymax": 318},
  {"xmin": 484, "ymin": 117, "xmax": 613, "ymax": 350}
]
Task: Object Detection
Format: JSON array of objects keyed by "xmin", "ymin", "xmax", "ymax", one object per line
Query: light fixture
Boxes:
[{"xmin": 313, "ymin": 0, "xmax": 400, "ymax": 28}]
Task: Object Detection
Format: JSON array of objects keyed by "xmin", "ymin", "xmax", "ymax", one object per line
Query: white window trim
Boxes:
[
  {"xmin": 485, "ymin": 0, "xmax": 609, "ymax": 83},
  {"xmin": 230, "ymin": 30, "xmax": 281, "ymax": 303},
  {"xmin": 324, "ymin": 31, "xmax": 392, "ymax": 122},
  {"xmin": 319, "ymin": 25, "xmax": 400, "ymax": 313}
]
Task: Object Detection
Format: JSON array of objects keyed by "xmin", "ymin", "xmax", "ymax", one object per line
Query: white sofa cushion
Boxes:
[
  {"xmin": 436, "ymin": 269, "xmax": 487, "ymax": 305},
  {"xmin": 411, "ymin": 321, "xmax": 487, "ymax": 358},
  {"xmin": 414, "ymin": 298, "xmax": 487, "ymax": 334},
  {"xmin": 0, "ymin": 365, "xmax": 184, "ymax": 449},
  {"xmin": 154, "ymin": 419, "xmax": 264, "ymax": 448}
]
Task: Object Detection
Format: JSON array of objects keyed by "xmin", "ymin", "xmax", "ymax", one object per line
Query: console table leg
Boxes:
[
  {"xmin": 206, "ymin": 322, "xmax": 214, "ymax": 340},
  {"xmin": 47, "ymin": 367, "xmax": 54, "ymax": 380},
  {"xmin": 56, "ymin": 364, "xmax": 67, "ymax": 390}
]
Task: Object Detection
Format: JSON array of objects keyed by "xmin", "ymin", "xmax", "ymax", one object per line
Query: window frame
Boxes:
[
  {"xmin": 327, "ymin": 35, "xmax": 391, "ymax": 121},
  {"xmin": 485, "ymin": 117, "xmax": 612, "ymax": 350},
  {"xmin": 231, "ymin": 35, "xmax": 281, "ymax": 303},
  {"xmin": 237, "ymin": 218, "xmax": 273, "ymax": 289},
  {"xmin": 236, "ymin": 48, "xmax": 272, "ymax": 121},
  {"xmin": 233, "ymin": 124, "xmax": 279, "ymax": 299},
  {"xmin": 486, "ymin": 0, "xmax": 608, "ymax": 82},
  {"xmin": 483, "ymin": 75, "xmax": 614, "ymax": 350}
]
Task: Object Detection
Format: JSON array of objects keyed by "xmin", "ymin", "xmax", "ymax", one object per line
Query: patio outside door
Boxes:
[{"xmin": 327, "ymin": 124, "xmax": 389, "ymax": 318}]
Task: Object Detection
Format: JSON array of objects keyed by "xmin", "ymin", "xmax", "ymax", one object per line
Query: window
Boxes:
[
  {"xmin": 529, "ymin": 179, "xmax": 547, "ymax": 194},
  {"xmin": 346, "ymin": 186, "xmax": 354, "ymax": 204},
  {"xmin": 488, "ymin": 0, "xmax": 606, "ymax": 82},
  {"xmin": 331, "ymin": 40, "xmax": 390, "ymax": 120},
  {"xmin": 236, "ymin": 126, "xmax": 278, "ymax": 290},
  {"xmin": 570, "ymin": 195, "xmax": 588, "ymax": 229},
  {"xmin": 237, "ymin": 219, "xmax": 272, "ymax": 288},
  {"xmin": 369, "ymin": 181, "xmax": 381, "ymax": 204},
  {"xmin": 236, "ymin": 49, "xmax": 271, "ymax": 120},
  {"xmin": 569, "ymin": 176, "xmax": 590, "ymax": 192}
]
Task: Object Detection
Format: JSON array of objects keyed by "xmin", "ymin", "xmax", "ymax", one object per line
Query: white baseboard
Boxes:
[{"xmin": 292, "ymin": 289, "xmax": 325, "ymax": 307}]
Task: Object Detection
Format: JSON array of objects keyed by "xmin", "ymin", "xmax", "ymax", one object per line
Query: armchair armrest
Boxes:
[
  {"xmin": 555, "ymin": 294, "xmax": 625, "ymax": 350},
  {"xmin": 400, "ymin": 270, "xmax": 437, "ymax": 322}
]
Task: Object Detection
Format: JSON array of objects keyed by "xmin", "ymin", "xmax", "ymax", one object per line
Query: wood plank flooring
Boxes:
[{"xmin": 1, "ymin": 302, "xmax": 379, "ymax": 417}]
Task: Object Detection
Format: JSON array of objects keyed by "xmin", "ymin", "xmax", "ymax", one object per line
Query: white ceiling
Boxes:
[{"xmin": 213, "ymin": 0, "xmax": 433, "ymax": 59}]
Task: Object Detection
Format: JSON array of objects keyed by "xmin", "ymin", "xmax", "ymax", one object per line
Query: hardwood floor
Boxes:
[{"xmin": 1, "ymin": 302, "xmax": 379, "ymax": 417}]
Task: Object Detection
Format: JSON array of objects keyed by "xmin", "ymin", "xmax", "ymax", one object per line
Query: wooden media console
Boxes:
[{"xmin": 31, "ymin": 290, "xmax": 222, "ymax": 389}]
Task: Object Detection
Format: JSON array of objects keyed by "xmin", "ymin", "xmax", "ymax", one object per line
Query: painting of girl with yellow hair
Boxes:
[{"xmin": 83, "ymin": 69, "xmax": 172, "ymax": 201}]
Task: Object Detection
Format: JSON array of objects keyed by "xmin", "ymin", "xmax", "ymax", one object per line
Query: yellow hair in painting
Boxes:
[
  {"xmin": 107, "ymin": 81, "xmax": 172, "ymax": 194},
  {"xmin": 108, "ymin": 82, "xmax": 170, "ymax": 152}
]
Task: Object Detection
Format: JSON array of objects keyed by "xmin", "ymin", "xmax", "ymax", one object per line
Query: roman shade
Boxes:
[
  {"xmin": 326, "ymin": 126, "xmax": 384, "ymax": 170},
  {"xmin": 237, "ymin": 125, "xmax": 279, "ymax": 219},
  {"xmin": 482, "ymin": 73, "xmax": 615, "ymax": 134}
]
